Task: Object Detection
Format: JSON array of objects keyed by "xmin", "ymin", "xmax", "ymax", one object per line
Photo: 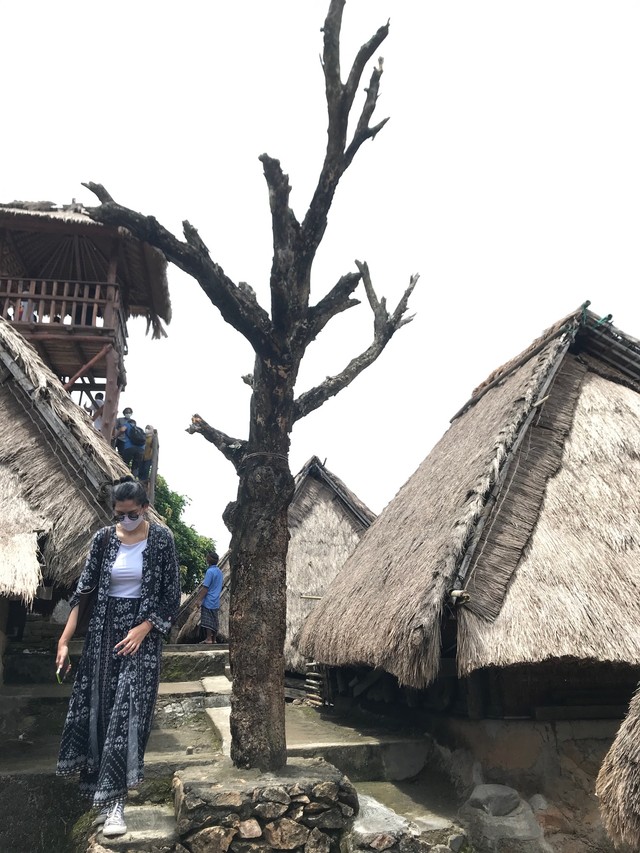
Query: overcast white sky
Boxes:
[{"xmin": 4, "ymin": 2, "xmax": 640, "ymax": 552}]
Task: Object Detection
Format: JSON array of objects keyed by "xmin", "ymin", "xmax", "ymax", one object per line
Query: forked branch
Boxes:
[
  {"xmin": 301, "ymin": 2, "xmax": 390, "ymax": 269},
  {"xmin": 292, "ymin": 265, "xmax": 419, "ymax": 421}
]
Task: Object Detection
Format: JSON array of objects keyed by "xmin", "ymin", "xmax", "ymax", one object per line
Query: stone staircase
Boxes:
[{"xmin": 0, "ymin": 617, "xmax": 470, "ymax": 853}]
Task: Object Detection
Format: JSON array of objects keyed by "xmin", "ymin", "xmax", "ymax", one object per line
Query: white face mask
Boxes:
[{"xmin": 118, "ymin": 514, "xmax": 145, "ymax": 532}]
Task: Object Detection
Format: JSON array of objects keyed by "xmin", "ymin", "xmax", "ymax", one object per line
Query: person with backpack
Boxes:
[{"xmin": 115, "ymin": 408, "xmax": 146, "ymax": 477}]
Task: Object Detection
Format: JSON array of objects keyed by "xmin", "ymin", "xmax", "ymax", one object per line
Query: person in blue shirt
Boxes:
[{"xmin": 195, "ymin": 552, "xmax": 223, "ymax": 644}]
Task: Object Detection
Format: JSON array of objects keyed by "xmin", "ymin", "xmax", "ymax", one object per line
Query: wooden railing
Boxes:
[{"xmin": 0, "ymin": 278, "xmax": 128, "ymax": 355}]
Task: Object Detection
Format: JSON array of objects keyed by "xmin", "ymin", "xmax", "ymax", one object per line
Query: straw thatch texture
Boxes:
[
  {"xmin": 596, "ymin": 685, "xmax": 640, "ymax": 849},
  {"xmin": 462, "ymin": 355, "xmax": 587, "ymax": 621},
  {"xmin": 298, "ymin": 333, "xmax": 570, "ymax": 688},
  {"xmin": 0, "ymin": 316, "xmax": 143, "ymax": 596},
  {"xmin": 0, "ymin": 203, "xmax": 170, "ymax": 335},
  {"xmin": 175, "ymin": 457, "xmax": 375, "ymax": 672},
  {"xmin": 285, "ymin": 461, "xmax": 376, "ymax": 672},
  {"xmin": 0, "ymin": 464, "xmax": 45, "ymax": 600},
  {"xmin": 457, "ymin": 370, "xmax": 640, "ymax": 671}
]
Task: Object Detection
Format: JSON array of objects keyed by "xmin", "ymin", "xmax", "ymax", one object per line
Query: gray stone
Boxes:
[
  {"xmin": 397, "ymin": 836, "xmax": 431, "ymax": 853},
  {"xmin": 369, "ymin": 833, "xmax": 397, "ymax": 850},
  {"xmin": 286, "ymin": 804, "xmax": 305, "ymax": 821},
  {"xmin": 254, "ymin": 800, "xmax": 289, "ymax": 820},
  {"xmin": 292, "ymin": 795, "xmax": 311, "ymax": 804},
  {"xmin": 305, "ymin": 827, "xmax": 332, "ymax": 853},
  {"xmin": 338, "ymin": 803, "xmax": 354, "ymax": 818},
  {"xmin": 312, "ymin": 781, "xmax": 340, "ymax": 801},
  {"xmin": 337, "ymin": 780, "xmax": 359, "ymax": 815},
  {"xmin": 231, "ymin": 842, "xmax": 270, "ymax": 853},
  {"xmin": 467, "ymin": 784, "xmax": 521, "ymax": 816},
  {"xmin": 447, "ymin": 833, "xmax": 466, "ymax": 852},
  {"xmin": 264, "ymin": 817, "xmax": 311, "ymax": 849},
  {"xmin": 528, "ymin": 794, "xmax": 548, "ymax": 812},
  {"xmin": 238, "ymin": 819, "xmax": 262, "ymax": 839},
  {"xmin": 304, "ymin": 802, "xmax": 331, "ymax": 815},
  {"xmin": 460, "ymin": 800, "xmax": 547, "ymax": 850},
  {"xmin": 261, "ymin": 786, "xmax": 292, "ymax": 804},
  {"xmin": 431, "ymin": 847, "xmax": 451, "ymax": 853},
  {"xmin": 190, "ymin": 825, "xmax": 238, "ymax": 853},
  {"xmin": 303, "ymin": 807, "xmax": 346, "ymax": 830}
]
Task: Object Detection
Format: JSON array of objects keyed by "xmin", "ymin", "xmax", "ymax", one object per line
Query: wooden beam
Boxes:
[
  {"xmin": 63, "ymin": 344, "xmax": 111, "ymax": 391},
  {"xmin": 101, "ymin": 345, "xmax": 121, "ymax": 443}
]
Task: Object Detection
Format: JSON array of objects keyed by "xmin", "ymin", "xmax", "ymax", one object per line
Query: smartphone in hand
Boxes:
[{"xmin": 56, "ymin": 655, "xmax": 71, "ymax": 684}]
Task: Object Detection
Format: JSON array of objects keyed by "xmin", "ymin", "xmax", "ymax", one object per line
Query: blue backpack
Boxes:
[{"xmin": 127, "ymin": 423, "xmax": 147, "ymax": 447}]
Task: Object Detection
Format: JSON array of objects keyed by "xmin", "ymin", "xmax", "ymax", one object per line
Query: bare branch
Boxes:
[
  {"xmin": 301, "ymin": 13, "xmax": 390, "ymax": 273},
  {"xmin": 83, "ymin": 183, "xmax": 114, "ymax": 204},
  {"xmin": 344, "ymin": 60, "xmax": 389, "ymax": 168},
  {"xmin": 321, "ymin": 0, "xmax": 346, "ymax": 136},
  {"xmin": 187, "ymin": 414, "xmax": 247, "ymax": 471},
  {"xmin": 298, "ymin": 271, "xmax": 362, "ymax": 348},
  {"xmin": 259, "ymin": 155, "xmax": 303, "ymax": 331},
  {"xmin": 81, "ymin": 183, "xmax": 276, "ymax": 357},
  {"xmin": 293, "ymin": 267, "xmax": 418, "ymax": 422},
  {"xmin": 344, "ymin": 24, "xmax": 389, "ymax": 114}
]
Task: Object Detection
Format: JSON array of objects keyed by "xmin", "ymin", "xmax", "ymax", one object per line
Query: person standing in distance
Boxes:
[
  {"xmin": 195, "ymin": 552, "xmax": 223, "ymax": 644},
  {"xmin": 55, "ymin": 477, "xmax": 181, "ymax": 838}
]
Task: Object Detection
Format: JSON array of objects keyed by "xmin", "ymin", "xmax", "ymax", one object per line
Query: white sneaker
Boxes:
[{"xmin": 102, "ymin": 800, "xmax": 127, "ymax": 837}]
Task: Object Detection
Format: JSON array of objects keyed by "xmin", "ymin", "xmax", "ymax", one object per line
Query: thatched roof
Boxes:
[
  {"xmin": 0, "ymin": 201, "xmax": 170, "ymax": 338},
  {"xmin": 0, "ymin": 316, "xmax": 143, "ymax": 600},
  {"xmin": 596, "ymin": 685, "xmax": 640, "ymax": 849},
  {"xmin": 175, "ymin": 456, "xmax": 376, "ymax": 672},
  {"xmin": 298, "ymin": 303, "xmax": 640, "ymax": 688}
]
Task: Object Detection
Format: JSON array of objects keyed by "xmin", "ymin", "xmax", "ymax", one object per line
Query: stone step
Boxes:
[
  {"xmin": 353, "ymin": 780, "xmax": 467, "ymax": 851},
  {"xmin": 0, "ymin": 677, "xmax": 232, "ymax": 775},
  {"xmin": 96, "ymin": 804, "xmax": 178, "ymax": 850},
  {"xmin": 3, "ymin": 643, "xmax": 229, "ymax": 684},
  {"xmin": 206, "ymin": 704, "xmax": 435, "ymax": 784}
]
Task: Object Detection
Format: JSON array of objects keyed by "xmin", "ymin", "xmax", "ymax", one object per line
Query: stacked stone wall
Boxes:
[{"xmin": 173, "ymin": 758, "xmax": 358, "ymax": 853}]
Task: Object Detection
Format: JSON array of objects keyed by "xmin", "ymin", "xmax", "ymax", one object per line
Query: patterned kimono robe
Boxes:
[{"xmin": 57, "ymin": 523, "xmax": 181, "ymax": 806}]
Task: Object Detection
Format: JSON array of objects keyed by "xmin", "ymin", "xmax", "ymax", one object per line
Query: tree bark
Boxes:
[{"xmin": 225, "ymin": 355, "xmax": 297, "ymax": 768}]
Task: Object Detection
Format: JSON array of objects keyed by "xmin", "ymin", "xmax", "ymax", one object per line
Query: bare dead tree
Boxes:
[{"xmin": 83, "ymin": 0, "xmax": 417, "ymax": 771}]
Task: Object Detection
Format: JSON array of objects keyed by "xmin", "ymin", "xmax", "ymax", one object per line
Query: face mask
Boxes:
[{"xmin": 119, "ymin": 515, "xmax": 145, "ymax": 532}]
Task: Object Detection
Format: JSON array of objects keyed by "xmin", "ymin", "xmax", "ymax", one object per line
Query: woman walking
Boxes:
[{"xmin": 56, "ymin": 477, "xmax": 181, "ymax": 837}]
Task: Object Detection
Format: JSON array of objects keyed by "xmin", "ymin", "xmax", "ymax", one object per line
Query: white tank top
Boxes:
[{"xmin": 108, "ymin": 539, "xmax": 146, "ymax": 598}]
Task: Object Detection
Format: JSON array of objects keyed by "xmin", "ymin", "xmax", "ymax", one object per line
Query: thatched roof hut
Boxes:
[
  {"xmin": 0, "ymin": 201, "xmax": 170, "ymax": 337},
  {"xmin": 298, "ymin": 304, "xmax": 640, "ymax": 688},
  {"xmin": 596, "ymin": 685, "xmax": 640, "ymax": 849},
  {"xmin": 0, "ymin": 315, "xmax": 135, "ymax": 601},
  {"xmin": 176, "ymin": 456, "xmax": 375, "ymax": 672}
]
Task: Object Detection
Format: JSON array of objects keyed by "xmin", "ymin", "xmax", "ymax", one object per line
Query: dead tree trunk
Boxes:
[
  {"xmin": 83, "ymin": 0, "xmax": 418, "ymax": 771},
  {"xmin": 224, "ymin": 358, "xmax": 297, "ymax": 769}
]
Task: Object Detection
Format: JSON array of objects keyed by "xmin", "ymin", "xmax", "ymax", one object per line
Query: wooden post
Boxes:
[
  {"xmin": 147, "ymin": 431, "xmax": 159, "ymax": 504},
  {"xmin": 101, "ymin": 346, "xmax": 121, "ymax": 444},
  {"xmin": 99, "ymin": 237, "xmax": 123, "ymax": 444},
  {"xmin": 103, "ymin": 237, "xmax": 119, "ymax": 331}
]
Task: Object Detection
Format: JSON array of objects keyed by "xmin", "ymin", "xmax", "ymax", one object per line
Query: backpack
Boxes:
[{"xmin": 127, "ymin": 423, "xmax": 147, "ymax": 447}]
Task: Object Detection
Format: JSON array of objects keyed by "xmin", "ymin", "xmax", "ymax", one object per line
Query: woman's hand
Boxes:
[
  {"xmin": 56, "ymin": 642, "xmax": 71, "ymax": 676},
  {"xmin": 114, "ymin": 621, "xmax": 153, "ymax": 656}
]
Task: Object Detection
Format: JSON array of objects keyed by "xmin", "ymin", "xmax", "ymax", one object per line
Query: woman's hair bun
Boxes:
[{"xmin": 114, "ymin": 475, "xmax": 135, "ymax": 486}]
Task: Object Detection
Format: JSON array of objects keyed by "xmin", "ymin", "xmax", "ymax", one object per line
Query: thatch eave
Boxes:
[
  {"xmin": 0, "ymin": 202, "xmax": 171, "ymax": 333},
  {"xmin": 0, "ymin": 316, "xmax": 160, "ymax": 591}
]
